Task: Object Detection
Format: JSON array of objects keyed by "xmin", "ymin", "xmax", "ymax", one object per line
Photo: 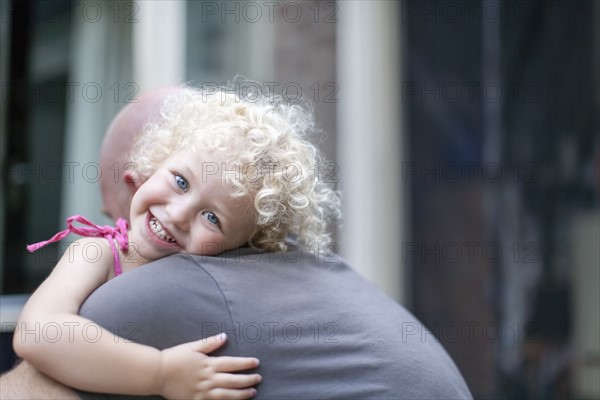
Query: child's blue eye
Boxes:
[
  {"xmin": 203, "ymin": 211, "xmax": 219, "ymax": 225},
  {"xmin": 175, "ymin": 175, "xmax": 189, "ymax": 191}
]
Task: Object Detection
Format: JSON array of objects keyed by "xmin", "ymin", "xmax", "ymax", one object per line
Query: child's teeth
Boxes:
[{"xmin": 150, "ymin": 217, "xmax": 175, "ymax": 243}]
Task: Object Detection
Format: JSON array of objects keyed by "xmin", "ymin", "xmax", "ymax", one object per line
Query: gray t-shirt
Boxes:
[{"xmin": 77, "ymin": 247, "xmax": 472, "ymax": 399}]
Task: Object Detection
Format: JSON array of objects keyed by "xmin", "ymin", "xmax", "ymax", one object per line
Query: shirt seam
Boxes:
[{"xmin": 183, "ymin": 254, "xmax": 241, "ymax": 357}]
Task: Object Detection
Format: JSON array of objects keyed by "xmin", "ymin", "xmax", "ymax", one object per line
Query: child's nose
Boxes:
[{"xmin": 166, "ymin": 201, "xmax": 194, "ymax": 231}]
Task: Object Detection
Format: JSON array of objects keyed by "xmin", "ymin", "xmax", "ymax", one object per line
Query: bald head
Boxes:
[{"xmin": 100, "ymin": 86, "xmax": 181, "ymax": 222}]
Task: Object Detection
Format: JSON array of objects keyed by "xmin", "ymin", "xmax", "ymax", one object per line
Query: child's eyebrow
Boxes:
[{"xmin": 180, "ymin": 164, "xmax": 199, "ymax": 182}]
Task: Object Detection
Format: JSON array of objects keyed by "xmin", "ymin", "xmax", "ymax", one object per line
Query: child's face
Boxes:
[{"xmin": 128, "ymin": 144, "xmax": 255, "ymax": 261}]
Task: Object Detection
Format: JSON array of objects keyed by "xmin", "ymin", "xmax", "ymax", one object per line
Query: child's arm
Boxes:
[{"xmin": 14, "ymin": 237, "xmax": 261, "ymax": 399}]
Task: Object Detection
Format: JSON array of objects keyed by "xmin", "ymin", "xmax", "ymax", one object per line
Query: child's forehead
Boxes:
[
  {"xmin": 172, "ymin": 142, "xmax": 227, "ymax": 163},
  {"xmin": 168, "ymin": 145, "xmax": 246, "ymax": 181}
]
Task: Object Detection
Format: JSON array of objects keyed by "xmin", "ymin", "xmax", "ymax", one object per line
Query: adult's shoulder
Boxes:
[
  {"xmin": 80, "ymin": 250, "xmax": 473, "ymax": 399},
  {"xmin": 192, "ymin": 247, "xmax": 473, "ymax": 399},
  {"xmin": 82, "ymin": 253, "xmax": 217, "ymax": 301},
  {"xmin": 79, "ymin": 254, "xmax": 233, "ymax": 349}
]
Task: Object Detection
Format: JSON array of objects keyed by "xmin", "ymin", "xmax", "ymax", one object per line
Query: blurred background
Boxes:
[{"xmin": 1, "ymin": 0, "xmax": 598, "ymax": 398}]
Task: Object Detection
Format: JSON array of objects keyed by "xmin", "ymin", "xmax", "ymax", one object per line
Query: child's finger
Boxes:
[
  {"xmin": 204, "ymin": 387, "xmax": 258, "ymax": 400},
  {"xmin": 209, "ymin": 356, "xmax": 260, "ymax": 372},
  {"xmin": 212, "ymin": 372, "xmax": 262, "ymax": 389},
  {"xmin": 190, "ymin": 333, "xmax": 228, "ymax": 354}
]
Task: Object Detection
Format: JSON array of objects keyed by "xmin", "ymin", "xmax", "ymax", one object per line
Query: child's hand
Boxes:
[{"xmin": 157, "ymin": 333, "xmax": 261, "ymax": 400}]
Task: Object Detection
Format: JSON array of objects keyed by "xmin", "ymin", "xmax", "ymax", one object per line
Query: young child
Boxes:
[{"xmin": 14, "ymin": 85, "xmax": 341, "ymax": 399}]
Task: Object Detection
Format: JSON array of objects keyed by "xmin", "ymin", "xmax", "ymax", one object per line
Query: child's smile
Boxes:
[{"xmin": 146, "ymin": 212, "xmax": 179, "ymax": 247}]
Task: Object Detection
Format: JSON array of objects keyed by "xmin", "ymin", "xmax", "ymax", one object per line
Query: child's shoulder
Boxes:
[
  {"xmin": 69, "ymin": 235, "xmax": 113, "ymax": 246},
  {"xmin": 65, "ymin": 236, "xmax": 115, "ymax": 263}
]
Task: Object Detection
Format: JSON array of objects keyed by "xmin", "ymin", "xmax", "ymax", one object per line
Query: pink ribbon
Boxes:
[{"xmin": 27, "ymin": 215, "xmax": 129, "ymax": 276}]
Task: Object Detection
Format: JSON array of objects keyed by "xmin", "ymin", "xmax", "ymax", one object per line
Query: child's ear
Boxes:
[{"xmin": 123, "ymin": 171, "xmax": 143, "ymax": 192}]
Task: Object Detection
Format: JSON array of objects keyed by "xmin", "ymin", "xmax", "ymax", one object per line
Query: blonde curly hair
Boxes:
[{"xmin": 130, "ymin": 83, "xmax": 340, "ymax": 251}]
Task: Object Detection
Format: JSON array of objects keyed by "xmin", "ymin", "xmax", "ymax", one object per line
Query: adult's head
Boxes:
[{"xmin": 99, "ymin": 86, "xmax": 181, "ymax": 222}]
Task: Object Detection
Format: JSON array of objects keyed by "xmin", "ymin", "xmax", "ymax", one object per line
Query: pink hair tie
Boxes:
[{"xmin": 27, "ymin": 215, "xmax": 129, "ymax": 276}]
